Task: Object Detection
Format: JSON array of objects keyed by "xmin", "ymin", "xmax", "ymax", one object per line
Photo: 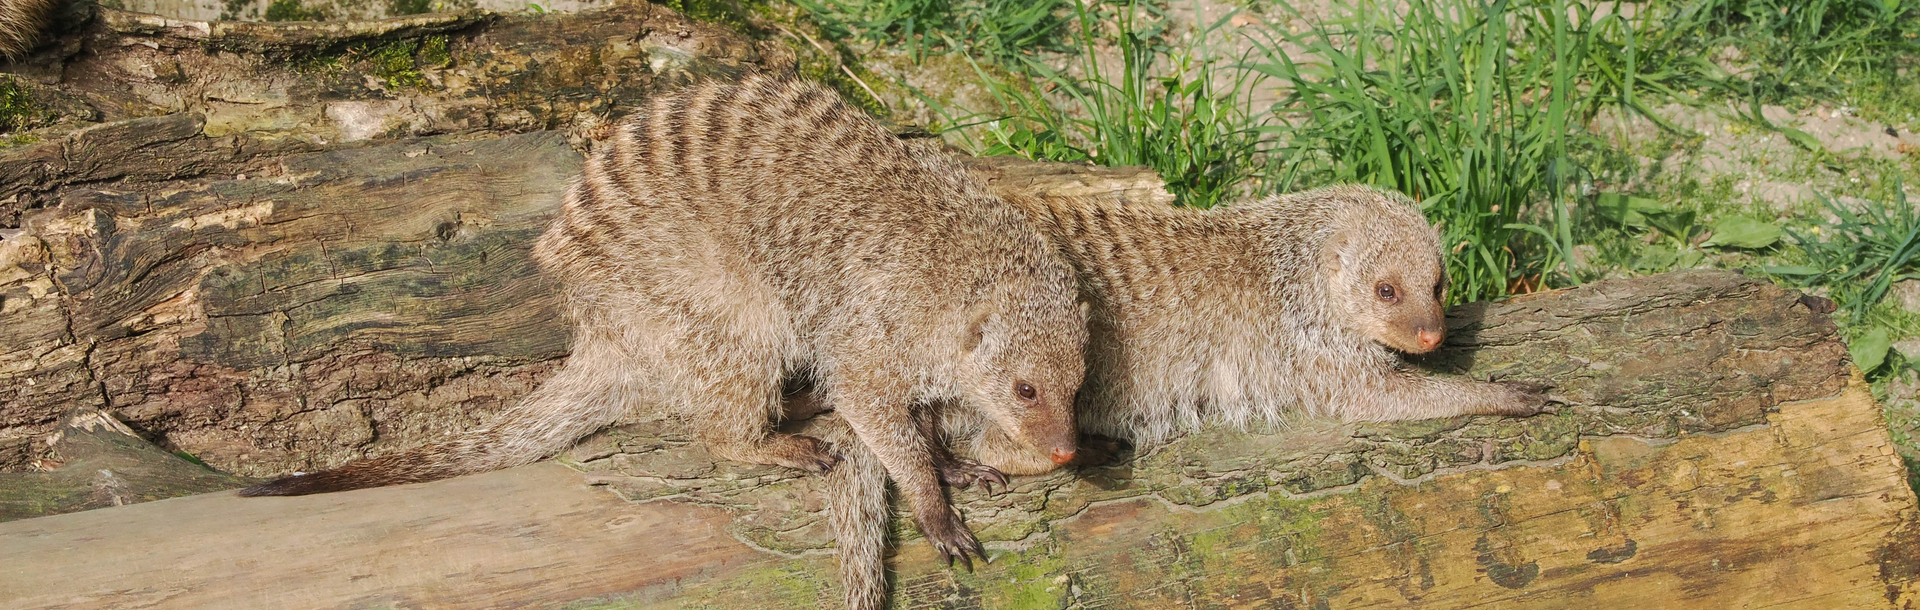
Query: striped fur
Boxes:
[
  {"xmin": 241, "ymin": 75, "xmax": 1091, "ymax": 609},
  {"xmin": 1000, "ymin": 186, "xmax": 1547, "ymax": 445},
  {"xmin": 815, "ymin": 186, "xmax": 1547, "ymax": 609},
  {"xmin": 0, "ymin": 0, "xmax": 58, "ymax": 60}
]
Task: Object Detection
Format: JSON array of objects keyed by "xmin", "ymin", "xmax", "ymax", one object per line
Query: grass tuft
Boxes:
[{"xmin": 933, "ymin": 0, "xmax": 1272, "ymax": 209}]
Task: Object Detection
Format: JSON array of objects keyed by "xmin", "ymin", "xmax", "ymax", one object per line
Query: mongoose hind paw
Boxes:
[
  {"xmin": 938, "ymin": 458, "xmax": 1009, "ymax": 494},
  {"xmin": 738, "ymin": 433, "xmax": 841, "ymax": 474}
]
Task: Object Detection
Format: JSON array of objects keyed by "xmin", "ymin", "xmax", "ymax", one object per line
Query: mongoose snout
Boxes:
[
  {"xmin": 1379, "ymin": 306, "xmax": 1447, "ymax": 354},
  {"xmin": 1050, "ymin": 446, "xmax": 1076, "ymax": 465}
]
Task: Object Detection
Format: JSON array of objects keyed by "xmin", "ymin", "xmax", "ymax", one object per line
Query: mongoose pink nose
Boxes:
[
  {"xmin": 1416, "ymin": 329, "xmax": 1443, "ymax": 352},
  {"xmin": 1049, "ymin": 448, "xmax": 1076, "ymax": 465}
]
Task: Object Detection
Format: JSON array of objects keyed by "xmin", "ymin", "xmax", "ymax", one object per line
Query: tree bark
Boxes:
[
  {"xmin": 0, "ymin": 1, "xmax": 786, "ymax": 474},
  {"xmin": 1, "ymin": 4, "xmax": 1917, "ymax": 609},
  {"xmin": 3, "ymin": 268, "xmax": 1915, "ymax": 608}
]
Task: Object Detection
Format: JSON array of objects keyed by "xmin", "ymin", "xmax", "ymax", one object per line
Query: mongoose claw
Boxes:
[
  {"xmin": 938, "ymin": 458, "xmax": 1009, "ymax": 494},
  {"xmin": 921, "ymin": 509, "xmax": 990, "ymax": 572}
]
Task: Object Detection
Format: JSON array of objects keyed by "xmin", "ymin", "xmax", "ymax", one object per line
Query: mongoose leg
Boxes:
[
  {"xmin": 936, "ymin": 458, "xmax": 1009, "ymax": 493},
  {"xmin": 832, "ymin": 372, "xmax": 986, "ymax": 570},
  {"xmin": 679, "ymin": 349, "xmax": 839, "ymax": 474},
  {"xmin": 1335, "ymin": 372, "xmax": 1549, "ymax": 422},
  {"xmin": 912, "ymin": 403, "xmax": 1009, "ymax": 493}
]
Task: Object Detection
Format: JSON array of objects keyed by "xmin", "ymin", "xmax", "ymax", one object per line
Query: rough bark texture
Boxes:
[
  {"xmin": 2, "ymin": 5, "xmax": 1918, "ymax": 609},
  {"xmin": 0, "ymin": 1, "xmax": 788, "ymax": 475},
  {"xmin": 3, "ymin": 271, "xmax": 1915, "ymax": 609}
]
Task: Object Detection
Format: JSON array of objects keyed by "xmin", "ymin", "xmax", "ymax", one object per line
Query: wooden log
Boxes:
[
  {"xmin": 3, "ymin": 269, "xmax": 1915, "ymax": 608},
  {"xmin": 1, "ymin": 2, "xmax": 797, "ymax": 475}
]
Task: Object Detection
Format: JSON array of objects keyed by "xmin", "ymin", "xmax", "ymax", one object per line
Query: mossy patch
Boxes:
[
  {"xmin": 265, "ymin": 0, "xmax": 328, "ymax": 21},
  {"xmin": 0, "ymin": 77, "xmax": 44, "ymax": 135},
  {"xmin": 798, "ymin": 52, "xmax": 886, "ymax": 117},
  {"xmin": 277, "ymin": 35, "xmax": 455, "ymax": 90},
  {"xmin": 387, "ymin": 0, "xmax": 435, "ymax": 16}
]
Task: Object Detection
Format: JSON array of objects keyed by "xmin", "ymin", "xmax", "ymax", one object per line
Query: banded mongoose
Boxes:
[
  {"xmin": 816, "ymin": 183, "xmax": 1549, "ymax": 610},
  {"xmin": 1001, "ymin": 186, "xmax": 1548, "ymax": 444},
  {"xmin": 0, "ymin": 0, "xmax": 57, "ymax": 59},
  {"xmin": 239, "ymin": 74, "xmax": 1091, "ymax": 569}
]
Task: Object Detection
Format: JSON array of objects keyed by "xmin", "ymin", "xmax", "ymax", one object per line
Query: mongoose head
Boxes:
[
  {"xmin": 1311, "ymin": 187, "xmax": 1450, "ymax": 354},
  {"xmin": 952, "ymin": 286, "xmax": 1089, "ymax": 475}
]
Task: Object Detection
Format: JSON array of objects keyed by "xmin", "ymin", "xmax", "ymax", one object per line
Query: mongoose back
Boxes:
[
  {"xmin": 0, "ymin": 0, "xmax": 58, "ymax": 59},
  {"xmin": 1001, "ymin": 185, "xmax": 1547, "ymax": 443},
  {"xmin": 240, "ymin": 75, "xmax": 1091, "ymax": 573}
]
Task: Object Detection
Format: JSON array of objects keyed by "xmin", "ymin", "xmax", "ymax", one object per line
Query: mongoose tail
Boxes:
[
  {"xmin": 821, "ymin": 421, "xmax": 892, "ymax": 610},
  {"xmin": 0, "ymin": 0, "xmax": 59, "ymax": 60}
]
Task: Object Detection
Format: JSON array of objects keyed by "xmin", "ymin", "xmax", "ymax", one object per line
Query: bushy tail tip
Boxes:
[
  {"xmin": 234, "ymin": 451, "xmax": 457, "ymax": 497},
  {"xmin": 821, "ymin": 421, "xmax": 893, "ymax": 610}
]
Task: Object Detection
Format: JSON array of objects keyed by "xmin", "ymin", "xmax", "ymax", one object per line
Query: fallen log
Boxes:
[
  {"xmin": 2, "ymin": 267, "xmax": 1914, "ymax": 608},
  {"xmin": 2, "ymin": 4, "xmax": 1917, "ymax": 609}
]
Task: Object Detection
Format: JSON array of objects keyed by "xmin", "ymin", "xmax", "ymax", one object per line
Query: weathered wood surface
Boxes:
[
  {"xmin": 0, "ymin": 407, "xmax": 252, "ymax": 520},
  {"xmin": 0, "ymin": 1, "xmax": 797, "ymax": 475},
  {"xmin": 3, "ymin": 270, "xmax": 1915, "ymax": 608},
  {"xmin": 3, "ymin": 3, "xmax": 1919, "ymax": 608}
]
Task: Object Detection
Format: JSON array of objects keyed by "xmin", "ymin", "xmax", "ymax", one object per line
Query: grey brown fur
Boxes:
[
  {"xmin": 0, "ymin": 0, "xmax": 58, "ymax": 59},
  {"xmin": 240, "ymin": 75, "xmax": 1090, "ymax": 600},
  {"xmin": 818, "ymin": 186, "xmax": 1547, "ymax": 609},
  {"xmin": 1000, "ymin": 186, "xmax": 1547, "ymax": 445}
]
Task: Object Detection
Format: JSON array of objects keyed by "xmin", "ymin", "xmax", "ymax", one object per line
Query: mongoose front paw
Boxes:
[
  {"xmin": 1493, "ymin": 380, "xmax": 1553, "ymax": 416},
  {"xmin": 919, "ymin": 508, "xmax": 989, "ymax": 572},
  {"xmin": 938, "ymin": 458, "xmax": 1009, "ymax": 493}
]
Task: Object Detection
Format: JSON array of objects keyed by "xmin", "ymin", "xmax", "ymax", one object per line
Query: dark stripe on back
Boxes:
[
  {"xmin": 664, "ymin": 92, "xmax": 692, "ymax": 171},
  {"xmin": 701, "ymin": 83, "xmax": 740, "ymax": 194}
]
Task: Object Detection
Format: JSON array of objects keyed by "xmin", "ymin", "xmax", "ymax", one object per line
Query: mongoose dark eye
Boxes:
[
  {"xmin": 1015, "ymin": 382, "xmax": 1038, "ymax": 401},
  {"xmin": 1433, "ymin": 282, "xmax": 1445, "ymax": 301},
  {"xmin": 1375, "ymin": 282, "xmax": 1398, "ymax": 302}
]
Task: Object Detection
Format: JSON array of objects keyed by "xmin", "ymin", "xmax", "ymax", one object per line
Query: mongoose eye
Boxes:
[
  {"xmin": 1433, "ymin": 282, "xmax": 1445, "ymax": 301},
  {"xmin": 1015, "ymin": 382, "xmax": 1038, "ymax": 401},
  {"xmin": 1375, "ymin": 282, "xmax": 1398, "ymax": 302}
]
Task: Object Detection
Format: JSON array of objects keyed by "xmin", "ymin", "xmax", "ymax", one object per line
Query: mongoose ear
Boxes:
[
  {"xmin": 1320, "ymin": 229, "xmax": 1354, "ymax": 277},
  {"xmin": 962, "ymin": 302, "xmax": 995, "ymax": 354},
  {"xmin": 1078, "ymin": 300, "xmax": 1092, "ymax": 323}
]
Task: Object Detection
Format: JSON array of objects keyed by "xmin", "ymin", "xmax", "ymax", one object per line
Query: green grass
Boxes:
[
  {"xmin": 796, "ymin": 0, "xmax": 1072, "ymax": 62},
  {"xmin": 779, "ymin": 0, "xmax": 1920, "ymax": 462},
  {"xmin": 1246, "ymin": 0, "xmax": 1622, "ymax": 302},
  {"xmin": 264, "ymin": 0, "xmax": 327, "ymax": 21},
  {"xmin": 0, "ymin": 76, "xmax": 43, "ymax": 135},
  {"xmin": 930, "ymin": 0, "xmax": 1272, "ymax": 208}
]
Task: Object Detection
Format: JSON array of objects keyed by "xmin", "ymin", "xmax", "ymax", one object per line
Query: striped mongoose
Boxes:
[
  {"xmin": 822, "ymin": 184, "xmax": 1551, "ymax": 609},
  {"xmin": 1002, "ymin": 186, "xmax": 1547, "ymax": 444},
  {"xmin": 239, "ymin": 75, "xmax": 1091, "ymax": 571}
]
